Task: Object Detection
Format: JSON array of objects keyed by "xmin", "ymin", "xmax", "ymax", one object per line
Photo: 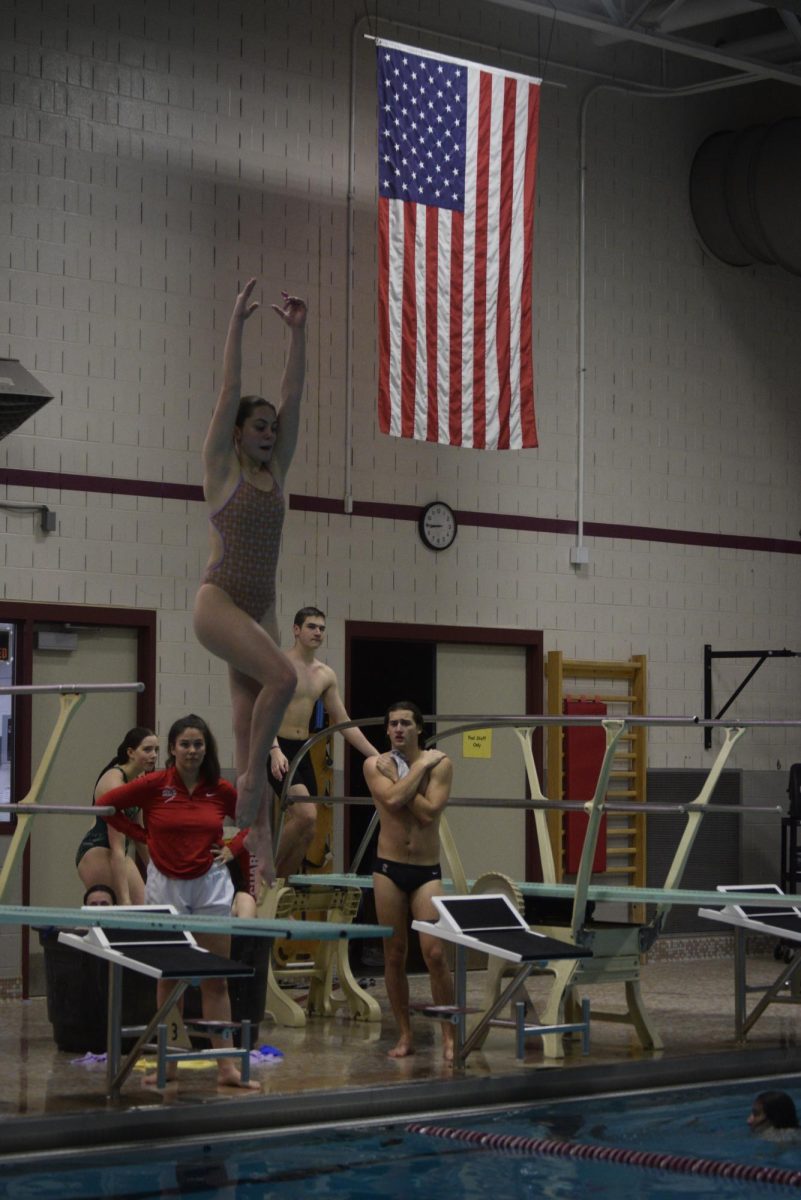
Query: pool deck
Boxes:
[{"xmin": 1, "ymin": 949, "xmax": 800, "ymax": 1157}]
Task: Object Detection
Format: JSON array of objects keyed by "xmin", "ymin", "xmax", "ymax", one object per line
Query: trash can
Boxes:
[
  {"xmin": 39, "ymin": 928, "xmax": 156, "ymax": 1053},
  {"xmin": 229, "ymin": 933, "xmax": 269, "ymax": 1047}
]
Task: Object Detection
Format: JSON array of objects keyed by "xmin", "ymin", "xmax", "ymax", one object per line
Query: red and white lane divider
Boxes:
[{"xmin": 406, "ymin": 1122, "xmax": 801, "ymax": 1189}]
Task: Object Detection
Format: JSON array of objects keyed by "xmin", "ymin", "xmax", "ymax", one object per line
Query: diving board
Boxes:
[
  {"xmin": 42, "ymin": 903, "xmax": 392, "ymax": 1097},
  {"xmin": 0, "ymin": 904, "xmax": 391, "ymax": 941},
  {"xmin": 699, "ymin": 884, "xmax": 801, "ymax": 1039},
  {"xmin": 59, "ymin": 905, "xmax": 255, "ymax": 1096},
  {"xmin": 289, "ymin": 875, "xmax": 801, "ymax": 912}
]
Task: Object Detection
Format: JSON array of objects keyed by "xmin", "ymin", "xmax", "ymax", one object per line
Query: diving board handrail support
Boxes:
[
  {"xmin": 436, "ymin": 815, "xmax": 468, "ymax": 895},
  {"xmin": 0, "ymin": 691, "xmax": 85, "ymax": 903},
  {"xmin": 569, "ymin": 720, "xmax": 626, "ymax": 943},
  {"xmin": 0, "ymin": 681, "xmax": 147, "ymax": 904},
  {"xmin": 430, "ymin": 717, "xmax": 626, "ymax": 939},
  {"xmin": 653, "ymin": 725, "xmax": 747, "ymax": 929},
  {"xmin": 512, "ymin": 726, "xmax": 556, "ymax": 884}
]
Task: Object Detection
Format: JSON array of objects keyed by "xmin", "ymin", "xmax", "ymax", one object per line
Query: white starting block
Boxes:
[
  {"xmin": 59, "ymin": 905, "xmax": 255, "ymax": 1096},
  {"xmin": 699, "ymin": 884, "xmax": 801, "ymax": 1039},
  {"xmin": 412, "ymin": 894, "xmax": 592, "ymax": 1069}
]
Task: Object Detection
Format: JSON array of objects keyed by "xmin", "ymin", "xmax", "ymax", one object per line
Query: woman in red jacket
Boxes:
[{"xmin": 102, "ymin": 713, "xmax": 258, "ymax": 1090}]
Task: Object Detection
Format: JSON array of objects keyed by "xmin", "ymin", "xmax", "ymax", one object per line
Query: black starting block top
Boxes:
[
  {"xmin": 58, "ymin": 906, "xmax": 254, "ymax": 981},
  {"xmin": 699, "ymin": 884, "xmax": 801, "ymax": 944},
  {"xmin": 413, "ymin": 894, "xmax": 593, "ymax": 964}
]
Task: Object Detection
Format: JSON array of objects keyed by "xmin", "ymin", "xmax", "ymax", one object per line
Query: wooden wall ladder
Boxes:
[{"xmin": 545, "ymin": 652, "xmax": 647, "ymax": 906}]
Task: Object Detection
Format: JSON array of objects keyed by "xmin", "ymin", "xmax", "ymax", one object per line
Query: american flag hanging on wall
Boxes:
[{"xmin": 376, "ymin": 39, "xmax": 541, "ymax": 450}]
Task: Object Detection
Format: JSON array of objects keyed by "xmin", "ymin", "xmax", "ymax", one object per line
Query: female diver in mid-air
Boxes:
[{"xmin": 193, "ymin": 278, "xmax": 306, "ymax": 883}]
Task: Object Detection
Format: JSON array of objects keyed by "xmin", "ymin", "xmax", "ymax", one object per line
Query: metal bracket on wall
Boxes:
[{"xmin": 703, "ymin": 645, "xmax": 800, "ymax": 749}]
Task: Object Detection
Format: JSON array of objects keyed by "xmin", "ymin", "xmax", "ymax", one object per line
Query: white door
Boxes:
[{"xmin": 435, "ymin": 644, "xmax": 528, "ymax": 883}]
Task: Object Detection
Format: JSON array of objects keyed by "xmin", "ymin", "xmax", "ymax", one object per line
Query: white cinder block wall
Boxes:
[{"xmin": 1, "ymin": 0, "xmax": 800, "ymax": 788}]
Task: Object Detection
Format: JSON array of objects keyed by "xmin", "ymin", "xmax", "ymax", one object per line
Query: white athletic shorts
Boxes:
[{"xmin": 145, "ymin": 860, "xmax": 234, "ymax": 916}]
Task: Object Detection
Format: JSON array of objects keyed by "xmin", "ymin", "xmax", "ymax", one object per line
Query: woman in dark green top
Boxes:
[{"xmin": 76, "ymin": 726, "xmax": 158, "ymax": 905}]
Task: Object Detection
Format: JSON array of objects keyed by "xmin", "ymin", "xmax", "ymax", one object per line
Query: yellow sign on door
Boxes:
[{"xmin": 463, "ymin": 729, "xmax": 492, "ymax": 759}]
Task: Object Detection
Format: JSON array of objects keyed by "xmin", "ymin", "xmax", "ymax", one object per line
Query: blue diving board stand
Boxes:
[
  {"xmin": 59, "ymin": 905, "xmax": 256, "ymax": 1098},
  {"xmin": 699, "ymin": 884, "xmax": 801, "ymax": 1040},
  {"xmin": 413, "ymin": 894, "xmax": 593, "ymax": 1070}
]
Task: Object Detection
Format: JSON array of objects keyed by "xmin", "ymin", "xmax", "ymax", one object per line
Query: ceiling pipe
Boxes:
[{"xmin": 572, "ymin": 68, "xmax": 758, "ymax": 569}]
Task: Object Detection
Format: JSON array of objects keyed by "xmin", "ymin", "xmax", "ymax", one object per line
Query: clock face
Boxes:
[{"xmin": 419, "ymin": 502, "xmax": 457, "ymax": 551}]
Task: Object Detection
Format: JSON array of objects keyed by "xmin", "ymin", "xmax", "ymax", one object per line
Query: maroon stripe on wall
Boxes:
[
  {"xmin": 2, "ymin": 467, "xmax": 799, "ymax": 556},
  {"xmin": 289, "ymin": 494, "xmax": 801, "ymax": 556},
  {"xmin": 0, "ymin": 467, "xmax": 203, "ymax": 502}
]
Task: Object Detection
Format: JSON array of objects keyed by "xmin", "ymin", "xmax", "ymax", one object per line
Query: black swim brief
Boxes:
[
  {"xmin": 373, "ymin": 856, "xmax": 442, "ymax": 896},
  {"xmin": 269, "ymin": 736, "xmax": 318, "ymax": 796}
]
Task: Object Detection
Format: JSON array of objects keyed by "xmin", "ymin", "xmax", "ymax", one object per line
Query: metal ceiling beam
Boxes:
[
  {"xmin": 598, "ymin": 0, "xmax": 624, "ymax": 20},
  {"xmin": 625, "ymin": 1, "xmax": 664, "ymax": 28},
  {"xmin": 758, "ymin": 0, "xmax": 801, "ymax": 15},
  {"xmin": 646, "ymin": 0, "xmax": 696, "ymax": 31},
  {"xmin": 780, "ymin": 9, "xmax": 801, "ymax": 48},
  {"xmin": 718, "ymin": 29, "xmax": 797, "ymax": 57},
  {"xmin": 651, "ymin": 0, "xmax": 761, "ymax": 33},
  {"xmin": 480, "ymin": 0, "xmax": 801, "ymax": 84}
]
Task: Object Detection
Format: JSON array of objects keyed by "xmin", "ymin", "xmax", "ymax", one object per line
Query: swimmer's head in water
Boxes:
[{"xmin": 749, "ymin": 1091, "xmax": 800, "ymax": 1131}]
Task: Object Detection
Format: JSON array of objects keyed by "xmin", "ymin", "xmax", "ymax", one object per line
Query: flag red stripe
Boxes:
[
  {"xmin": 519, "ymin": 82, "xmax": 539, "ymax": 447},
  {"xmin": 449, "ymin": 211, "xmax": 464, "ymax": 446},
  {"xmin": 400, "ymin": 202, "xmax": 418, "ymax": 440},
  {"xmin": 376, "ymin": 45, "xmax": 540, "ymax": 450},
  {"xmin": 377, "ymin": 197, "xmax": 391, "ymax": 434},
  {"xmin": 496, "ymin": 77, "xmax": 516, "ymax": 450},
  {"xmin": 425, "ymin": 208, "xmax": 439, "ymax": 442},
  {"xmin": 471, "ymin": 71, "xmax": 493, "ymax": 449}
]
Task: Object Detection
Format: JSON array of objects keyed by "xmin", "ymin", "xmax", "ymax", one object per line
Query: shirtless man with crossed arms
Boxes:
[
  {"xmin": 269, "ymin": 606, "xmax": 379, "ymax": 878},
  {"xmin": 364, "ymin": 701, "xmax": 455, "ymax": 1061}
]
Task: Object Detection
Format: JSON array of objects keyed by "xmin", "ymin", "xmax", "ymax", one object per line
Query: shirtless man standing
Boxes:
[
  {"xmin": 270, "ymin": 607, "xmax": 379, "ymax": 877},
  {"xmin": 363, "ymin": 701, "xmax": 454, "ymax": 1061}
]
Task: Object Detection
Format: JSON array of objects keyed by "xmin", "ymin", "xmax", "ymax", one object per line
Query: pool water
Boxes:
[{"xmin": 3, "ymin": 1077, "xmax": 800, "ymax": 1198}]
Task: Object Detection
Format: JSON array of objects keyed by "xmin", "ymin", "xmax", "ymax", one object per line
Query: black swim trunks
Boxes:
[
  {"xmin": 373, "ymin": 856, "xmax": 442, "ymax": 896},
  {"xmin": 269, "ymin": 736, "xmax": 318, "ymax": 796}
]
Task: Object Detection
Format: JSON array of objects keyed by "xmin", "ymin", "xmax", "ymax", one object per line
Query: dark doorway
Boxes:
[
  {"xmin": 345, "ymin": 637, "xmax": 435, "ymax": 870},
  {"xmin": 344, "ymin": 636, "xmax": 435, "ymax": 972},
  {"xmin": 344, "ymin": 620, "xmax": 544, "ymax": 974},
  {"xmin": 345, "ymin": 620, "xmax": 544, "ymax": 871}
]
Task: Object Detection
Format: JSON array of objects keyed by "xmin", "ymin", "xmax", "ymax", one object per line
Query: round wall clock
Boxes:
[{"xmin": 418, "ymin": 501, "xmax": 457, "ymax": 551}]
